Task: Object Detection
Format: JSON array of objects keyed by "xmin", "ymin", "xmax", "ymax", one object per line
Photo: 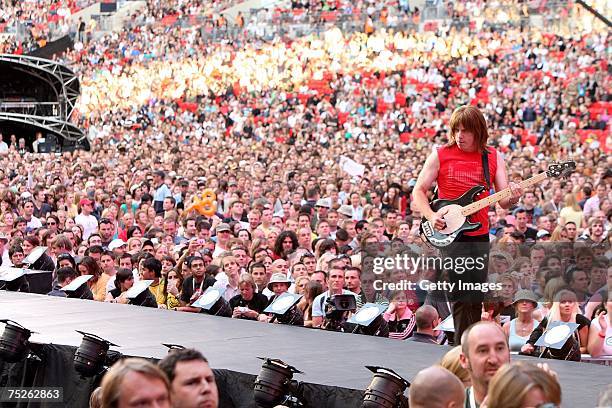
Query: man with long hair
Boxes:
[{"xmin": 413, "ymin": 106, "xmax": 524, "ymax": 344}]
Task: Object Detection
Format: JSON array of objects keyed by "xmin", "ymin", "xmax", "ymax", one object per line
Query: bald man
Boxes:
[
  {"xmin": 409, "ymin": 366, "xmax": 464, "ymax": 408},
  {"xmin": 409, "ymin": 305, "xmax": 441, "ymax": 344},
  {"xmin": 460, "ymin": 321, "xmax": 510, "ymax": 408}
]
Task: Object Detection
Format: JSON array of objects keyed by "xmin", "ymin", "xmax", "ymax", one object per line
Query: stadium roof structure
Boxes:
[
  {"xmin": 0, "ymin": 54, "xmax": 88, "ymax": 151},
  {"xmin": 0, "ymin": 53, "xmax": 80, "ymax": 119},
  {"xmin": 0, "ymin": 112, "xmax": 90, "ymax": 150}
]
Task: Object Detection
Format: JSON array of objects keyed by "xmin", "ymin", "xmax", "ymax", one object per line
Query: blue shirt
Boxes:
[{"xmin": 153, "ymin": 183, "xmax": 171, "ymax": 202}]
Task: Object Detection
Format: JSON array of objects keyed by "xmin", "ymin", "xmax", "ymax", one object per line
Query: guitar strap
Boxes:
[{"xmin": 482, "ymin": 147, "xmax": 491, "ymax": 191}]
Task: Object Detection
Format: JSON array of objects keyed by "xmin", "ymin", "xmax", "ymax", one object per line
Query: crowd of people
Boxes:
[
  {"xmin": 0, "ymin": 0, "xmax": 96, "ymax": 54},
  {"xmin": 0, "ymin": 0, "xmax": 611, "ymax": 406},
  {"xmin": 85, "ymin": 321, "xmax": 612, "ymax": 408}
]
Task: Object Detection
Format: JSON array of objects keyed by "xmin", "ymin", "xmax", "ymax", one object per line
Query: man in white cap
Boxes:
[
  {"xmin": 108, "ymin": 239, "xmax": 127, "ymax": 257},
  {"xmin": 315, "ymin": 198, "xmax": 331, "ymax": 223}
]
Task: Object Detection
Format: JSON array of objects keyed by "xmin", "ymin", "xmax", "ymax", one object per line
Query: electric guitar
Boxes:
[{"xmin": 419, "ymin": 161, "xmax": 576, "ymax": 248}]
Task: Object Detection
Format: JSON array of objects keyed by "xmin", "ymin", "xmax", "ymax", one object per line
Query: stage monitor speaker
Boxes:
[{"xmin": 37, "ymin": 134, "xmax": 57, "ymax": 153}]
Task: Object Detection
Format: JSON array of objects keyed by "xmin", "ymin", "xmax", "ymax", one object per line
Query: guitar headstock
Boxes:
[{"xmin": 546, "ymin": 161, "xmax": 576, "ymax": 179}]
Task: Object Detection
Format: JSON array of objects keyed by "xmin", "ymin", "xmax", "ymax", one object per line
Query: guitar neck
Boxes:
[{"xmin": 461, "ymin": 172, "xmax": 549, "ymax": 217}]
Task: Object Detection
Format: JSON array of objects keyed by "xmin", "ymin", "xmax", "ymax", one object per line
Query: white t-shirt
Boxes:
[
  {"xmin": 26, "ymin": 216, "xmax": 42, "ymax": 230},
  {"xmin": 75, "ymin": 213, "xmax": 98, "ymax": 240}
]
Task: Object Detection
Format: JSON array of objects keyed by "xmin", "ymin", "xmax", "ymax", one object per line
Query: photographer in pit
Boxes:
[{"xmin": 311, "ymin": 265, "xmax": 357, "ymax": 330}]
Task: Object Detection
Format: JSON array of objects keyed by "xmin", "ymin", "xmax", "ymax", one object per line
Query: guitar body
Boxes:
[{"xmin": 420, "ymin": 186, "xmax": 485, "ymax": 248}]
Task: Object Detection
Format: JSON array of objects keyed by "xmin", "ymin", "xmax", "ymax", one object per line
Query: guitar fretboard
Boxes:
[{"xmin": 461, "ymin": 172, "xmax": 548, "ymax": 217}]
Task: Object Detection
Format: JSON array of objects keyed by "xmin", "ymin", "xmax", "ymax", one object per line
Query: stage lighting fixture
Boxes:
[
  {"xmin": 362, "ymin": 366, "xmax": 410, "ymax": 408},
  {"xmin": 191, "ymin": 287, "xmax": 232, "ymax": 317},
  {"xmin": 162, "ymin": 343, "xmax": 185, "ymax": 352},
  {"xmin": 253, "ymin": 357, "xmax": 305, "ymax": 408},
  {"xmin": 264, "ymin": 292, "xmax": 303, "ymax": 325},
  {"xmin": 0, "ymin": 320, "xmax": 32, "ymax": 363},
  {"xmin": 347, "ymin": 303, "xmax": 389, "ymax": 337},
  {"xmin": 73, "ymin": 330, "xmax": 119, "ymax": 377}
]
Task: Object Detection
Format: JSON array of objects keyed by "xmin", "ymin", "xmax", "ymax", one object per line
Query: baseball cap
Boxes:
[
  {"xmin": 85, "ymin": 181, "xmax": 96, "ymax": 189},
  {"xmin": 79, "ymin": 198, "xmax": 93, "ymax": 206},
  {"xmin": 108, "ymin": 239, "xmax": 127, "ymax": 251},
  {"xmin": 537, "ymin": 230, "xmax": 551, "ymax": 239},
  {"xmin": 216, "ymin": 223, "xmax": 231, "ymax": 233}
]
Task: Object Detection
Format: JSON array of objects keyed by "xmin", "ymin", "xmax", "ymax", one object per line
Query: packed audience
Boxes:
[
  {"xmin": 0, "ymin": 0, "xmax": 610, "ymax": 375},
  {"xmin": 0, "ymin": 1, "xmax": 610, "ymax": 407},
  {"xmin": 0, "ymin": 0, "xmax": 96, "ymax": 53}
]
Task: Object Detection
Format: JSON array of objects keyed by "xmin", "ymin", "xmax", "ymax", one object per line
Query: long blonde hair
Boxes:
[
  {"xmin": 549, "ymin": 225, "xmax": 566, "ymax": 242},
  {"xmin": 486, "ymin": 362, "xmax": 561, "ymax": 408},
  {"xmin": 546, "ymin": 289, "xmax": 579, "ymax": 329},
  {"xmin": 563, "ymin": 193, "xmax": 580, "ymax": 212}
]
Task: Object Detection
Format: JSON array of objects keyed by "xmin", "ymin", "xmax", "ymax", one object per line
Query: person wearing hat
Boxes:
[
  {"xmin": 337, "ymin": 204, "xmax": 353, "ymax": 219},
  {"xmin": 84, "ymin": 180, "xmax": 96, "ymax": 197},
  {"xmin": 314, "ymin": 198, "xmax": 331, "ymax": 222},
  {"xmin": 536, "ymin": 229, "xmax": 551, "ymax": 241},
  {"xmin": 108, "ymin": 239, "xmax": 127, "ymax": 256},
  {"xmin": 212, "ymin": 223, "xmax": 232, "ymax": 258},
  {"xmin": 75, "ymin": 198, "xmax": 98, "ymax": 240},
  {"xmin": 266, "ymin": 272, "xmax": 291, "ymax": 299},
  {"xmin": 502, "ymin": 290, "xmax": 539, "ymax": 352},
  {"xmin": 257, "ymin": 272, "xmax": 304, "ymax": 326}
]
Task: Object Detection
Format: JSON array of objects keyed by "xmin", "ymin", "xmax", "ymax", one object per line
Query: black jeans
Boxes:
[{"xmin": 441, "ymin": 234, "xmax": 490, "ymax": 345}]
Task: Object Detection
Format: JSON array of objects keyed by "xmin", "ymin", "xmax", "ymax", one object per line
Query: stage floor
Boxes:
[{"xmin": 1, "ymin": 292, "xmax": 609, "ymax": 406}]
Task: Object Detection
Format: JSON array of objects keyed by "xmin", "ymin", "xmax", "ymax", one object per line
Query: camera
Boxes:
[{"xmin": 322, "ymin": 294, "xmax": 356, "ymax": 332}]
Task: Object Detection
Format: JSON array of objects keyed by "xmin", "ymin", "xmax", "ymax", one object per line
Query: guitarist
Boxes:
[{"xmin": 413, "ymin": 106, "xmax": 524, "ymax": 345}]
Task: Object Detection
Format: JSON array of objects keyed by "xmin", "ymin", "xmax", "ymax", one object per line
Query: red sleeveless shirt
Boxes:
[{"xmin": 436, "ymin": 145, "xmax": 497, "ymax": 236}]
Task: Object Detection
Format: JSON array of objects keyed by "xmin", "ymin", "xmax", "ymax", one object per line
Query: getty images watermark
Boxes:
[{"xmin": 365, "ymin": 252, "xmax": 502, "ymax": 293}]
